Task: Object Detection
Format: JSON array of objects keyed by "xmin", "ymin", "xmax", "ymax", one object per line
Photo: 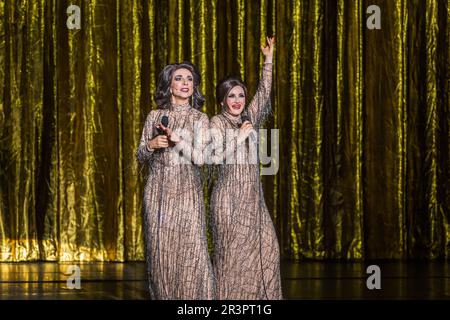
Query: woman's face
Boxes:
[
  {"xmin": 223, "ymin": 85, "xmax": 246, "ymax": 116},
  {"xmin": 170, "ymin": 68, "xmax": 194, "ymax": 100}
]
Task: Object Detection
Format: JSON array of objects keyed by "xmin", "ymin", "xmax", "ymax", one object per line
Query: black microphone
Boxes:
[
  {"xmin": 157, "ymin": 115, "xmax": 169, "ymax": 135},
  {"xmin": 161, "ymin": 115, "xmax": 169, "ymax": 127},
  {"xmin": 240, "ymin": 115, "xmax": 251, "ymax": 127}
]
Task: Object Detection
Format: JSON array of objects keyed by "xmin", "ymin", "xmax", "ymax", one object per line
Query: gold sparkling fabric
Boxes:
[{"xmin": 0, "ymin": 0, "xmax": 449, "ymax": 261}]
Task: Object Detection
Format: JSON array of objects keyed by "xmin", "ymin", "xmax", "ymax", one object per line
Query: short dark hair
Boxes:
[
  {"xmin": 215, "ymin": 77, "xmax": 247, "ymax": 106},
  {"xmin": 154, "ymin": 61, "xmax": 205, "ymax": 109}
]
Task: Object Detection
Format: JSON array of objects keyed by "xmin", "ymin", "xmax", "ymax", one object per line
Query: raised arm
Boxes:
[{"xmin": 247, "ymin": 36, "xmax": 275, "ymax": 127}]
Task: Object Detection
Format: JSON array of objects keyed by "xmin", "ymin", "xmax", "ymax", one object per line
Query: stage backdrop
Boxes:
[{"xmin": 0, "ymin": 0, "xmax": 449, "ymax": 261}]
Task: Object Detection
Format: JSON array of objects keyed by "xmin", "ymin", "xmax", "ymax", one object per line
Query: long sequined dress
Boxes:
[
  {"xmin": 209, "ymin": 63, "xmax": 282, "ymax": 299},
  {"xmin": 136, "ymin": 102, "xmax": 214, "ymax": 300}
]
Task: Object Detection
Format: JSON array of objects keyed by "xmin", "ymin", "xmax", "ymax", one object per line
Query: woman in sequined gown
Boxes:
[
  {"xmin": 136, "ymin": 62, "xmax": 214, "ymax": 300},
  {"xmin": 209, "ymin": 37, "xmax": 282, "ymax": 299}
]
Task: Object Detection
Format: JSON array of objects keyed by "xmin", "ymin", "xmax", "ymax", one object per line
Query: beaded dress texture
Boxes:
[
  {"xmin": 136, "ymin": 103, "xmax": 214, "ymax": 300},
  {"xmin": 209, "ymin": 63, "xmax": 283, "ymax": 299}
]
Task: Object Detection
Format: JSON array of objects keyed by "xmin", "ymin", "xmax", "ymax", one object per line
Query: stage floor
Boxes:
[{"xmin": 0, "ymin": 261, "xmax": 449, "ymax": 299}]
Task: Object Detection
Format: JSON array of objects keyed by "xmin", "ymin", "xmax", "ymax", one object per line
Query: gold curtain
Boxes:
[{"xmin": 0, "ymin": 0, "xmax": 448, "ymax": 262}]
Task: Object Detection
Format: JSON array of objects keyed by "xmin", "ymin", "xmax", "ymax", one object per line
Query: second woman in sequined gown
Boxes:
[{"xmin": 209, "ymin": 37, "xmax": 282, "ymax": 299}]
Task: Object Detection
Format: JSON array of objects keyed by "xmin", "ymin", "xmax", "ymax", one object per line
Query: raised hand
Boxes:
[
  {"xmin": 260, "ymin": 36, "xmax": 275, "ymax": 63},
  {"xmin": 237, "ymin": 121, "xmax": 255, "ymax": 144}
]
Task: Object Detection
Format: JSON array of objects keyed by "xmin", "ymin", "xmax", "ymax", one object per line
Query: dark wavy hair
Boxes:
[
  {"xmin": 154, "ymin": 61, "xmax": 205, "ymax": 109},
  {"xmin": 216, "ymin": 76, "xmax": 248, "ymax": 107}
]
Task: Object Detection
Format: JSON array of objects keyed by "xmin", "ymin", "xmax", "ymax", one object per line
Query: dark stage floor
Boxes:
[{"xmin": 0, "ymin": 261, "xmax": 449, "ymax": 299}]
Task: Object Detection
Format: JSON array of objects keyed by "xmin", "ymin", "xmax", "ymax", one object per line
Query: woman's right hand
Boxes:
[
  {"xmin": 237, "ymin": 121, "xmax": 254, "ymax": 144},
  {"xmin": 148, "ymin": 135, "xmax": 169, "ymax": 149}
]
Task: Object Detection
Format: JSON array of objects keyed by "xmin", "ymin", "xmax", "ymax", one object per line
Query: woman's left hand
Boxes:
[
  {"xmin": 261, "ymin": 36, "xmax": 275, "ymax": 62},
  {"xmin": 156, "ymin": 124, "xmax": 181, "ymax": 145}
]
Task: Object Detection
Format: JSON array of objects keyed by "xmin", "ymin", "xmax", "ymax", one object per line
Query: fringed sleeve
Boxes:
[
  {"xmin": 247, "ymin": 62, "xmax": 273, "ymax": 127},
  {"xmin": 136, "ymin": 111, "xmax": 156, "ymax": 165}
]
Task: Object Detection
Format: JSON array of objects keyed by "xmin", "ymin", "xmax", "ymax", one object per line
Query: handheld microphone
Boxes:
[
  {"xmin": 157, "ymin": 115, "xmax": 169, "ymax": 135},
  {"xmin": 240, "ymin": 115, "xmax": 251, "ymax": 127},
  {"xmin": 161, "ymin": 115, "xmax": 169, "ymax": 127}
]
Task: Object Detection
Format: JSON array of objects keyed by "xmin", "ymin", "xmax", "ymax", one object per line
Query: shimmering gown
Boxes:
[
  {"xmin": 136, "ymin": 103, "xmax": 214, "ymax": 300},
  {"xmin": 209, "ymin": 63, "xmax": 283, "ymax": 299}
]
